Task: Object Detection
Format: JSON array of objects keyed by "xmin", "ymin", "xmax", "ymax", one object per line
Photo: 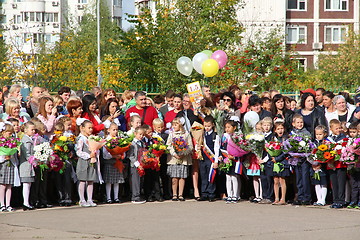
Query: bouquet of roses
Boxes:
[
  {"xmin": 105, "ymin": 132, "xmax": 134, "ymax": 173},
  {"xmin": 245, "ymin": 133, "xmax": 265, "ymax": 158},
  {"xmin": 310, "ymin": 141, "xmax": 340, "ymax": 163},
  {"xmin": 148, "ymin": 137, "xmax": 168, "ymax": 158},
  {"xmin": 265, "ymin": 141, "xmax": 282, "ymax": 157},
  {"xmin": 0, "ymin": 136, "xmax": 21, "ymax": 156},
  {"xmin": 88, "ymin": 135, "xmax": 106, "ymax": 164},
  {"xmin": 137, "ymin": 150, "xmax": 161, "ymax": 176},
  {"xmin": 351, "ymin": 137, "xmax": 360, "ymax": 156},
  {"xmin": 283, "ymin": 134, "xmax": 315, "ymax": 165},
  {"xmin": 48, "ymin": 153, "xmax": 65, "ymax": 173},
  {"xmin": 227, "ymin": 132, "xmax": 250, "ymax": 157},
  {"xmin": 340, "ymin": 138, "xmax": 359, "ymax": 164}
]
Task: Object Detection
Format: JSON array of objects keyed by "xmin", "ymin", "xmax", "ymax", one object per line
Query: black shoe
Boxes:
[
  {"xmin": 172, "ymin": 195, "xmax": 178, "ymax": 201},
  {"xmin": 198, "ymin": 197, "xmax": 208, "ymax": 201},
  {"xmin": 209, "ymin": 198, "xmax": 216, "ymax": 202},
  {"xmin": 292, "ymin": 200, "xmax": 302, "ymax": 205},
  {"xmin": 106, "ymin": 199, "xmax": 113, "ymax": 204},
  {"xmin": 333, "ymin": 203, "xmax": 344, "ymax": 209},
  {"xmin": 113, "ymin": 199, "xmax": 121, "ymax": 203},
  {"xmin": 178, "ymin": 195, "xmax": 185, "ymax": 201},
  {"xmin": 330, "ymin": 203, "xmax": 338, "ymax": 208},
  {"xmin": 301, "ymin": 201, "xmax": 311, "ymax": 206},
  {"xmin": 23, "ymin": 205, "xmax": 35, "ymax": 211},
  {"xmin": 156, "ymin": 198, "xmax": 164, "ymax": 202}
]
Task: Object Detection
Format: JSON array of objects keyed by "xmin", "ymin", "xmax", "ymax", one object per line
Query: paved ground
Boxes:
[{"xmin": 1, "ymin": 200, "xmax": 360, "ymax": 240}]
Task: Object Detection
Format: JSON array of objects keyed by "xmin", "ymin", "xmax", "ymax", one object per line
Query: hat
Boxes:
[
  {"xmin": 354, "ymin": 106, "xmax": 360, "ymax": 113},
  {"xmin": 354, "ymin": 93, "xmax": 360, "ymax": 104},
  {"xmin": 300, "ymin": 88, "xmax": 316, "ymax": 97}
]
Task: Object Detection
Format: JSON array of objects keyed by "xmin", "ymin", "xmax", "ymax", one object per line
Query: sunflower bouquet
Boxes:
[{"xmin": 311, "ymin": 141, "xmax": 340, "ymax": 163}]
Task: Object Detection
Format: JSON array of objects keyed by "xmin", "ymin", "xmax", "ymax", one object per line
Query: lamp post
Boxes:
[{"xmin": 97, "ymin": 0, "xmax": 102, "ymax": 87}]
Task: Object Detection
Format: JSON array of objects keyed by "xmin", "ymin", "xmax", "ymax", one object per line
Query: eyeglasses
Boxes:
[{"xmin": 222, "ymin": 98, "xmax": 232, "ymax": 102}]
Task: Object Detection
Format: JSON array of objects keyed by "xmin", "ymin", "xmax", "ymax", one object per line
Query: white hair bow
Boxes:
[
  {"xmin": 229, "ymin": 116, "xmax": 240, "ymax": 122},
  {"xmin": 76, "ymin": 118, "xmax": 87, "ymax": 126},
  {"xmin": 0, "ymin": 122, "xmax": 5, "ymax": 131},
  {"xmin": 129, "ymin": 112, "xmax": 140, "ymax": 117}
]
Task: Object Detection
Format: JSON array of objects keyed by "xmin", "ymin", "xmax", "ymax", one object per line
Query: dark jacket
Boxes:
[{"xmin": 296, "ymin": 108, "xmax": 328, "ymax": 139}]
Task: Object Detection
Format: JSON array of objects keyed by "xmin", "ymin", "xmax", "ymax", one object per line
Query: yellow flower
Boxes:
[
  {"xmin": 330, "ymin": 151, "xmax": 336, "ymax": 156},
  {"xmin": 245, "ymin": 134, "xmax": 253, "ymax": 140},
  {"xmin": 318, "ymin": 144, "xmax": 328, "ymax": 151},
  {"xmin": 160, "ymin": 145, "xmax": 167, "ymax": 150},
  {"xmin": 54, "ymin": 145, "xmax": 61, "ymax": 151},
  {"xmin": 59, "ymin": 136, "xmax": 67, "ymax": 142}
]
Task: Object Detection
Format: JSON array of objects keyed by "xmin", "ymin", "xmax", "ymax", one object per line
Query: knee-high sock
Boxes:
[
  {"xmin": 0, "ymin": 184, "xmax": 5, "ymax": 207},
  {"xmin": 253, "ymin": 178, "xmax": 260, "ymax": 198},
  {"xmin": 22, "ymin": 183, "xmax": 31, "ymax": 206},
  {"xmin": 5, "ymin": 185, "xmax": 12, "ymax": 207},
  {"xmin": 78, "ymin": 181, "xmax": 86, "ymax": 202},
  {"xmin": 113, "ymin": 183, "xmax": 120, "ymax": 200},
  {"xmin": 231, "ymin": 175, "xmax": 239, "ymax": 198},
  {"xmin": 226, "ymin": 174, "xmax": 233, "ymax": 197},
  {"xmin": 320, "ymin": 185, "xmax": 327, "ymax": 204},
  {"xmin": 86, "ymin": 182, "xmax": 94, "ymax": 201},
  {"xmin": 106, "ymin": 183, "xmax": 112, "ymax": 200},
  {"xmin": 315, "ymin": 185, "xmax": 322, "ymax": 203}
]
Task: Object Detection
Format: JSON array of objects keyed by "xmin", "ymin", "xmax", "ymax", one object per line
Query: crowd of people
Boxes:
[{"xmin": 0, "ymin": 83, "xmax": 360, "ymax": 212}]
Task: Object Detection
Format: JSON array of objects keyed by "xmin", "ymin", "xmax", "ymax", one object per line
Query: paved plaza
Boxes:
[{"xmin": 1, "ymin": 200, "xmax": 360, "ymax": 240}]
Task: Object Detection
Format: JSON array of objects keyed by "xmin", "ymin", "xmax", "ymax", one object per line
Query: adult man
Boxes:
[
  {"xmin": 26, "ymin": 86, "xmax": 44, "ymax": 117},
  {"xmin": 202, "ymin": 85, "xmax": 211, "ymax": 99},
  {"xmin": 315, "ymin": 88, "xmax": 325, "ymax": 107},
  {"xmin": 125, "ymin": 91, "xmax": 159, "ymax": 126},
  {"xmin": 58, "ymin": 86, "xmax": 71, "ymax": 115},
  {"xmin": 159, "ymin": 90, "xmax": 175, "ymax": 118}
]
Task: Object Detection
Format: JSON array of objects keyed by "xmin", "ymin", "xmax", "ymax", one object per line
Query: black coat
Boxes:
[{"xmin": 296, "ymin": 108, "xmax": 328, "ymax": 138}]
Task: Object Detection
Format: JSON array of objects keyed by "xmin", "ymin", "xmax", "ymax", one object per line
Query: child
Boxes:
[
  {"xmin": 222, "ymin": 120, "xmax": 241, "ymax": 203},
  {"xmin": 199, "ymin": 116, "xmax": 220, "ymax": 202},
  {"xmin": 0, "ymin": 123, "xmax": 20, "ymax": 212},
  {"xmin": 271, "ymin": 121, "xmax": 290, "ymax": 205},
  {"xmin": 128, "ymin": 126, "xmax": 146, "ymax": 204},
  {"xmin": 166, "ymin": 118, "xmax": 193, "ymax": 201},
  {"xmin": 310, "ymin": 125, "xmax": 328, "ymax": 206},
  {"xmin": 102, "ymin": 122, "xmax": 125, "ymax": 204},
  {"xmin": 7, "ymin": 118, "xmax": 21, "ymax": 139},
  {"xmin": 259, "ymin": 117, "xmax": 274, "ymax": 204},
  {"xmin": 75, "ymin": 118, "xmax": 98, "ymax": 207},
  {"xmin": 328, "ymin": 119, "xmax": 347, "ymax": 208},
  {"xmin": 19, "ymin": 121, "xmax": 37, "ymax": 210},
  {"xmin": 152, "ymin": 118, "xmax": 170, "ymax": 200},
  {"xmin": 348, "ymin": 123, "xmax": 360, "ymax": 208},
  {"xmin": 127, "ymin": 115, "xmax": 142, "ymax": 136},
  {"xmin": 142, "ymin": 124, "xmax": 162, "ymax": 202},
  {"xmin": 58, "ymin": 116, "xmax": 73, "ymax": 137},
  {"xmin": 290, "ymin": 114, "xmax": 312, "ymax": 205},
  {"xmin": 249, "ymin": 121, "xmax": 263, "ymax": 203}
]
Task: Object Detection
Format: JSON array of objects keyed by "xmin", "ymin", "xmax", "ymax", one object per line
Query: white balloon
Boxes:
[
  {"xmin": 243, "ymin": 111, "xmax": 260, "ymax": 130},
  {"xmin": 176, "ymin": 56, "xmax": 193, "ymax": 76},
  {"xmin": 192, "ymin": 52, "xmax": 209, "ymax": 74}
]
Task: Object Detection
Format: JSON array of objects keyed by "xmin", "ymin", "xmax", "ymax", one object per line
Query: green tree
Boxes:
[{"xmin": 119, "ymin": 0, "xmax": 244, "ymax": 92}]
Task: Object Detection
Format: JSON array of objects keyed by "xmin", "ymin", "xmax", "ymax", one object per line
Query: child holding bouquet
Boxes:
[
  {"xmin": 75, "ymin": 118, "xmax": 99, "ymax": 207},
  {"xmin": 347, "ymin": 123, "xmax": 360, "ymax": 208},
  {"xmin": 166, "ymin": 118, "xmax": 193, "ymax": 201},
  {"xmin": 103, "ymin": 122, "xmax": 125, "ymax": 204},
  {"xmin": 270, "ymin": 121, "xmax": 290, "ymax": 205},
  {"xmin": 19, "ymin": 121, "xmax": 37, "ymax": 210},
  {"xmin": 0, "ymin": 122, "xmax": 20, "ymax": 212}
]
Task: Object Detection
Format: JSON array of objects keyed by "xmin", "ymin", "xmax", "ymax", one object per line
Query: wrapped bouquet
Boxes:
[
  {"xmin": 245, "ymin": 133, "xmax": 265, "ymax": 158},
  {"xmin": 137, "ymin": 150, "xmax": 161, "ymax": 176},
  {"xmin": 51, "ymin": 135, "xmax": 76, "ymax": 166},
  {"xmin": 227, "ymin": 132, "xmax": 250, "ymax": 157},
  {"xmin": 310, "ymin": 141, "xmax": 339, "ymax": 163},
  {"xmin": 219, "ymin": 149, "xmax": 233, "ymax": 173},
  {"xmin": 190, "ymin": 122, "xmax": 204, "ymax": 160},
  {"xmin": 283, "ymin": 134, "xmax": 314, "ymax": 166},
  {"xmin": 340, "ymin": 138, "xmax": 359, "ymax": 164},
  {"xmin": 0, "ymin": 136, "xmax": 21, "ymax": 156},
  {"xmin": 28, "ymin": 142, "xmax": 54, "ymax": 179},
  {"xmin": 88, "ymin": 135, "xmax": 106, "ymax": 164},
  {"xmin": 265, "ymin": 141, "xmax": 282, "ymax": 157}
]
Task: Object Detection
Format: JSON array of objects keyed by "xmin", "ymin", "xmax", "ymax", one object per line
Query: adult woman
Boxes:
[
  {"xmin": 66, "ymin": 99, "xmax": 83, "ymax": 133},
  {"xmin": 220, "ymin": 92, "xmax": 241, "ymax": 121},
  {"xmin": 36, "ymin": 96, "xmax": 57, "ymax": 138},
  {"xmin": 323, "ymin": 91, "xmax": 337, "ymax": 126},
  {"xmin": 99, "ymin": 89, "xmax": 117, "ymax": 116},
  {"xmin": 102, "ymin": 98, "xmax": 127, "ymax": 132},
  {"xmin": 333, "ymin": 95, "xmax": 355, "ymax": 125},
  {"xmin": 1, "ymin": 98, "xmax": 31, "ymax": 124},
  {"xmin": 164, "ymin": 94, "xmax": 183, "ymax": 129},
  {"xmin": 296, "ymin": 92, "xmax": 328, "ymax": 137},
  {"xmin": 270, "ymin": 94, "xmax": 294, "ymax": 132},
  {"xmin": 82, "ymin": 95, "xmax": 119, "ymax": 135}
]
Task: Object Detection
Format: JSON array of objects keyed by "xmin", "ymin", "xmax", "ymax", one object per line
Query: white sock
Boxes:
[
  {"xmin": 259, "ymin": 180, "xmax": 263, "ymax": 199},
  {"xmin": 78, "ymin": 181, "xmax": 86, "ymax": 202},
  {"xmin": 5, "ymin": 185, "xmax": 12, "ymax": 207},
  {"xmin": 0, "ymin": 184, "xmax": 5, "ymax": 207},
  {"xmin": 231, "ymin": 175, "xmax": 239, "ymax": 198},
  {"xmin": 113, "ymin": 184, "xmax": 120, "ymax": 200},
  {"xmin": 315, "ymin": 185, "xmax": 321, "ymax": 203},
  {"xmin": 86, "ymin": 182, "xmax": 93, "ymax": 202},
  {"xmin": 320, "ymin": 185, "xmax": 327, "ymax": 204},
  {"xmin": 253, "ymin": 178, "xmax": 260, "ymax": 198},
  {"xmin": 22, "ymin": 183, "xmax": 31, "ymax": 206},
  {"xmin": 106, "ymin": 183, "xmax": 112, "ymax": 200},
  {"xmin": 226, "ymin": 175, "xmax": 233, "ymax": 198}
]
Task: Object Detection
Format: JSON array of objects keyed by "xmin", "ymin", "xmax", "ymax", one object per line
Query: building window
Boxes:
[
  {"xmin": 325, "ymin": 26, "xmax": 347, "ymax": 43},
  {"xmin": 297, "ymin": 59, "xmax": 306, "ymax": 71},
  {"xmin": 33, "ymin": 33, "xmax": 44, "ymax": 43},
  {"xmin": 286, "ymin": 26, "xmax": 306, "ymax": 44},
  {"xmin": 13, "ymin": 15, "xmax": 21, "ymax": 24},
  {"xmin": 113, "ymin": 0, "xmax": 122, "ymax": 6},
  {"xmin": 0, "ymin": 15, "xmax": 6, "ymax": 24},
  {"xmin": 287, "ymin": 0, "xmax": 306, "ymax": 10},
  {"xmin": 78, "ymin": 0, "xmax": 87, "ymax": 3},
  {"xmin": 325, "ymin": 0, "xmax": 348, "ymax": 11},
  {"xmin": 45, "ymin": 13, "xmax": 58, "ymax": 22}
]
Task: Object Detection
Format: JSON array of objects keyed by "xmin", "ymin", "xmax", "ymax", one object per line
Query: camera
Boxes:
[{"xmin": 56, "ymin": 106, "xmax": 63, "ymax": 113}]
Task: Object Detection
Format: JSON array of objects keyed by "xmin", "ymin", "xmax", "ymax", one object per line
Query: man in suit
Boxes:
[{"xmin": 159, "ymin": 90, "xmax": 175, "ymax": 118}]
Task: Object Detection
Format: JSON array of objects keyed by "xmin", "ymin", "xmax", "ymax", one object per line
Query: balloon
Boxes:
[
  {"xmin": 243, "ymin": 111, "xmax": 260, "ymax": 130},
  {"xmin": 192, "ymin": 52, "xmax": 209, "ymax": 74},
  {"xmin": 201, "ymin": 59, "xmax": 219, "ymax": 77},
  {"xmin": 201, "ymin": 50, "xmax": 213, "ymax": 58},
  {"xmin": 211, "ymin": 50, "xmax": 228, "ymax": 69},
  {"xmin": 176, "ymin": 56, "xmax": 193, "ymax": 76}
]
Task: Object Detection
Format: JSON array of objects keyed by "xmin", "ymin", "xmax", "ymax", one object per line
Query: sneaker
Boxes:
[
  {"xmin": 131, "ymin": 199, "xmax": 146, "ymax": 204},
  {"xmin": 0, "ymin": 206, "xmax": 6, "ymax": 212},
  {"xmin": 253, "ymin": 198, "xmax": 262, "ymax": 203},
  {"xmin": 6, "ymin": 206, "xmax": 15, "ymax": 212},
  {"xmin": 356, "ymin": 203, "xmax": 360, "ymax": 209},
  {"xmin": 231, "ymin": 197, "xmax": 238, "ymax": 203},
  {"xmin": 225, "ymin": 197, "xmax": 232, "ymax": 204},
  {"xmin": 87, "ymin": 200, "xmax": 97, "ymax": 207},
  {"xmin": 106, "ymin": 199, "xmax": 113, "ymax": 204},
  {"xmin": 347, "ymin": 202, "xmax": 356, "ymax": 209},
  {"xmin": 79, "ymin": 200, "xmax": 90, "ymax": 207}
]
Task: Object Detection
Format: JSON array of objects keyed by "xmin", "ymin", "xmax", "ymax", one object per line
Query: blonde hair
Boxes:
[
  {"xmin": 329, "ymin": 119, "xmax": 341, "ymax": 129},
  {"xmin": 152, "ymin": 118, "xmax": 164, "ymax": 126},
  {"xmin": 4, "ymin": 98, "xmax": 20, "ymax": 115},
  {"xmin": 53, "ymin": 95, "xmax": 64, "ymax": 106},
  {"xmin": 171, "ymin": 117, "xmax": 185, "ymax": 133},
  {"xmin": 30, "ymin": 117, "xmax": 46, "ymax": 135},
  {"xmin": 122, "ymin": 90, "xmax": 133, "ymax": 102},
  {"xmin": 9, "ymin": 84, "xmax": 21, "ymax": 94},
  {"xmin": 262, "ymin": 117, "xmax": 273, "ymax": 127},
  {"xmin": 292, "ymin": 113, "xmax": 303, "ymax": 123},
  {"xmin": 0, "ymin": 123, "xmax": 15, "ymax": 135}
]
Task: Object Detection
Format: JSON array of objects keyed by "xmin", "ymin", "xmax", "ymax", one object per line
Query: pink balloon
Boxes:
[{"xmin": 211, "ymin": 50, "xmax": 228, "ymax": 69}]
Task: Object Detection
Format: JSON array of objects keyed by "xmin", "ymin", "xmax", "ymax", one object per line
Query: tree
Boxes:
[{"xmin": 119, "ymin": 0, "xmax": 244, "ymax": 92}]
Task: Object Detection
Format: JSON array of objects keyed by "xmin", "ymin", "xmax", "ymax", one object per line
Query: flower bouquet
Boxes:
[
  {"xmin": 48, "ymin": 153, "xmax": 65, "ymax": 173},
  {"xmin": 88, "ymin": 135, "xmax": 106, "ymax": 164},
  {"xmin": 0, "ymin": 136, "xmax": 21, "ymax": 156},
  {"xmin": 137, "ymin": 150, "xmax": 161, "ymax": 176},
  {"xmin": 172, "ymin": 136, "xmax": 191, "ymax": 156},
  {"xmin": 245, "ymin": 133, "xmax": 265, "ymax": 158},
  {"xmin": 351, "ymin": 138, "xmax": 360, "ymax": 156},
  {"xmin": 51, "ymin": 135, "xmax": 75, "ymax": 166},
  {"xmin": 227, "ymin": 132, "xmax": 250, "ymax": 157},
  {"xmin": 211, "ymin": 108, "xmax": 225, "ymax": 139},
  {"xmin": 148, "ymin": 139, "xmax": 168, "ymax": 158},
  {"xmin": 340, "ymin": 138, "xmax": 359, "ymax": 164},
  {"xmin": 265, "ymin": 141, "xmax": 283, "ymax": 157},
  {"xmin": 283, "ymin": 134, "xmax": 314, "ymax": 166},
  {"xmin": 310, "ymin": 141, "xmax": 338, "ymax": 163},
  {"xmin": 219, "ymin": 149, "xmax": 233, "ymax": 173},
  {"xmin": 190, "ymin": 122, "xmax": 204, "ymax": 160},
  {"xmin": 29, "ymin": 142, "xmax": 53, "ymax": 179}
]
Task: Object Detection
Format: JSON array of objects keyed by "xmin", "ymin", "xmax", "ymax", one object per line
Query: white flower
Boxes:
[
  {"xmin": 299, "ymin": 141, "xmax": 306, "ymax": 147},
  {"xmin": 335, "ymin": 145, "xmax": 342, "ymax": 150}
]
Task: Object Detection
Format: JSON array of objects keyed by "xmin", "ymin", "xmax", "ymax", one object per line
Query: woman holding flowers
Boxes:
[{"xmin": 166, "ymin": 118, "xmax": 193, "ymax": 201}]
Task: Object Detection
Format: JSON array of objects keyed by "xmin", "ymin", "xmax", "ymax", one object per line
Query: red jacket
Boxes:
[{"xmin": 81, "ymin": 112, "xmax": 104, "ymax": 135}]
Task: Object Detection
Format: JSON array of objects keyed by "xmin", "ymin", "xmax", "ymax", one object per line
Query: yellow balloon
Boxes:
[{"xmin": 201, "ymin": 59, "xmax": 219, "ymax": 77}]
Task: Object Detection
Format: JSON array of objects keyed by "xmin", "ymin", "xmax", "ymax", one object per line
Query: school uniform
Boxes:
[
  {"xmin": 154, "ymin": 132, "xmax": 170, "ymax": 199},
  {"xmin": 75, "ymin": 134, "xmax": 98, "ymax": 182},
  {"xmin": 327, "ymin": 133, "xmax": 347, "ymax": 207},
  {"xmin": 0, "ymin": 154, "xmax": 20, "ymax": 186},
  {"xmin": 200, "ymin": 130, "xmax": 220, "ymax": 200},
  {"xmin": 271, "ymin": 136, "xmax": 290, "ymax": 178},
  {"xmin": 128, "ymin": 138, "xmax": 144, "ymax": 201},
  {"xmin": 310, "ymin": 139, "xmax": 328, "ymax": 186},
  {"xmin": 260, "ymin": 132, "xmax": 274, "ymax": 201},
  {"xmin": 143, "ymin": 136, "xmax": 161, "ymax": 201},
  {"xmin": 349, "ymin": 163, "xmax": 360, "ymax": 205},
  {"xmin": 19, "ymin": 135, "xmax": 36, "ymax": 183},
  {"xmin": 102, "ymin": 144, "xmax": 125, "ymax": 184}
]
